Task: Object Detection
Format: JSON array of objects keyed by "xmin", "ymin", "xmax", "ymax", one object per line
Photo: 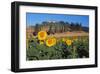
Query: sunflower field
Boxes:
[{"xmin": 26, "ymin": 31, "xmax": 89, "ymax": 61}]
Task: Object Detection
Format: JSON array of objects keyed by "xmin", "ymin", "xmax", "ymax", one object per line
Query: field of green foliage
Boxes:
[{"xmin": 26, "ymin": 36, "xmax": 89, "ymax": 61}]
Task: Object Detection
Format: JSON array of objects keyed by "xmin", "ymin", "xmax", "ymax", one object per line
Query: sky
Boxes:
[{"xmin": 26, "ymin": 13, "xmax": 89, "ymax": 27}]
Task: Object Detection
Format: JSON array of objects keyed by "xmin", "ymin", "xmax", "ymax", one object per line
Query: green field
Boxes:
[{"xmin": 26, "ymin": 33, "xmax": 89, "ymax": 61}]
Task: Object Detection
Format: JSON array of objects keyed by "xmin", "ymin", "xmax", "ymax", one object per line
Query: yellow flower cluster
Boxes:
[
  {"xmin": 62, "ymin": 37, "xmax": 73, "ymax": 46},
  {"xmin": 37, "ymin": 31, "xmax": 75, "ymax": 47},
  {"xmin": 38, "ymin": 31, "xmax": 56, "ymax": 47}
]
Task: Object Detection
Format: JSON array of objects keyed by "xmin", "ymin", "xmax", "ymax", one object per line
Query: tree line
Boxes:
[{"xmin": 31, "ymin": 21, "xmax": 88, "ymax": 35}]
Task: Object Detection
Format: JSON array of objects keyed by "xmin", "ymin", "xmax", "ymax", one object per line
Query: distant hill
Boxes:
[
  {"xmin": 26, "ymin": 21, "xmax": 89, "ymax": 36},
  {"xmin": 82, "ymin": 27, "xmax": 89, "ymax": 32}
]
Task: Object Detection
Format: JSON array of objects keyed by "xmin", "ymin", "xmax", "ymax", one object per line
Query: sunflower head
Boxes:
[
  {"xmin": 66, "ymin": 39, "xmax": 72, "ymax": 46},
  {"xmin": 62, "ymin": 38, "xmax": 66, "ymax": 42},
  {"xmin": 39, "ymin": 40, "xmax": 44, "ymax": 45},
  {"xmin": 72, "ymin": 36, "xmax": 78, "ymax": 41},
  {"xmin": 38, "ymin": 31, "xmax": 47, "ymax": 40},
  {"xmin": 46, "ymin": 37, "xmax": 56, "ymax": 47}
]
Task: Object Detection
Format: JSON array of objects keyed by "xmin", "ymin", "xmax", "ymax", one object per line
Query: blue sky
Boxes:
[{"xmin": 26, "ymin": 13, "xmax": 89, "ymax": 27}]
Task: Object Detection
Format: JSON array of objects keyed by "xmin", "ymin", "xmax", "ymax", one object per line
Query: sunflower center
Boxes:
[
  {"xmin": 48, "ymin": 39, "xmax": 53, "ymax": 45},
  {"xmin": 40, "ymin": 32, "xmax": 45, "ymax": 37}
]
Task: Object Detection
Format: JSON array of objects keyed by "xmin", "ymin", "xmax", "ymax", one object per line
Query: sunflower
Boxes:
[
  {"xmin": 39, "ymin": 40, "xmax": 44, "ymax": 45},
  {"xmin": 46, "ymin": 37, "xmax": 56, "ymax": 47},
  {"xmin": 66, "ymin": 39, "xmax": 72, "ymax": 46},
  {"xmin": 72, "ymin": 36, "xmax": 78, "ymax": 41},
  {"xmin": 38, "ymin": 31, "xmax": 47, "ymax": 40},
  {"xmin": 62, "ymin": 38, "xmax": 66, "ymax": 42}
]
